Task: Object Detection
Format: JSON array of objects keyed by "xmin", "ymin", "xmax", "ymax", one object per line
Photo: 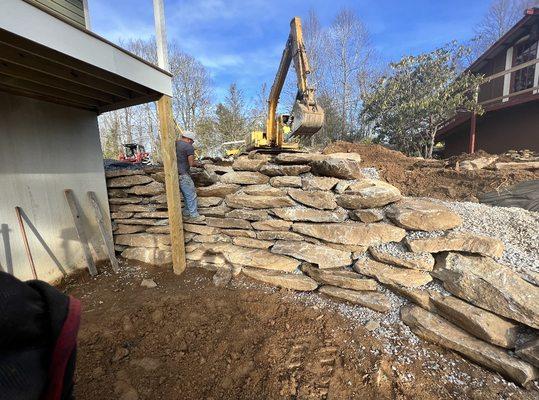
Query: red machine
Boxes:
[{"xmin": 119, "ymin": 143, "xmax": 150, "ymax": 164}]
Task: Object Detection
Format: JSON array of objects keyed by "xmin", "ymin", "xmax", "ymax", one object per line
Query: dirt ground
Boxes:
[
  {"xmin": 323, "ymin": 141, "xmax": 538, "ymax": 201},
  {"xmin": 65, "ymin": 263, "xmax": 537, "ymax": 400}
]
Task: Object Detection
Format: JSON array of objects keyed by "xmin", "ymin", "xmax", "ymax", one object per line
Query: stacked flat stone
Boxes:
[
  {"xmin": 105, "ymin": 166, "xmax": 172, "ymax": 265},
  {"xmin": 105, "ymin": 152, "xmax": 539, "ymax": 386}
]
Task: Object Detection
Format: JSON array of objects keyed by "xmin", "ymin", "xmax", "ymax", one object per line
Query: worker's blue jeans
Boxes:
[{"xmin": 179, "ymin": 174, "xmax": 200, "ymax": 217}]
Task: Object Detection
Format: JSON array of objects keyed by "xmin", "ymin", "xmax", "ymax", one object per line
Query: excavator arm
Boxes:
[{"xmin": 265, "ymin": 17, "xmax": 324, "ymax": 147}]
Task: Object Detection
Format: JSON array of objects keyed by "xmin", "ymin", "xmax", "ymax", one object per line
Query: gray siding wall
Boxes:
[
  {"xmin": 26, "ymin": 0, "xmax": 85, "ymax": 27},
  {"xmin": 0, "ymin": 92, "xmax": 110, "ymax": 282}
]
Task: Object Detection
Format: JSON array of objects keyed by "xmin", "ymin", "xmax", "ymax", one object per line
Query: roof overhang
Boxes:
[
  {"xmin": 0, "ymin": 0, "xmax": 173, "ymax": 114},
  {"xmin": 468, "ymin": 8, "xmax": 539, "ymax": 73}
]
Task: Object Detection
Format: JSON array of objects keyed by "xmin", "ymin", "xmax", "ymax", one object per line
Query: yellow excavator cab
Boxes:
[{"xmin": 246, "ymin": 16, "xmax": 324, "ymax": 152}]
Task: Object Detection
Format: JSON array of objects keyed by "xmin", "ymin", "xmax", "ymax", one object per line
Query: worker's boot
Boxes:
[{"xmin": 184, "ymin": 214, "xmax": 206, "ymax": 223}]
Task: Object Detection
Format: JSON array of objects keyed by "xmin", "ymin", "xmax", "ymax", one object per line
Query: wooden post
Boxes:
[
  {"xmin": 153, "ymin": 0, "xmax": 186, "ymax": 274},
  {"xmin": 468, "ymin": 112, "xmax": 477, "ymax": 154}
]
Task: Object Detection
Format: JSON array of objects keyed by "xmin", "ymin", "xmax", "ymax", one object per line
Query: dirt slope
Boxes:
[
  {"xmin": 323, "ymin": 142, "xmax": 538, "ymax": 201},
  {"xmin": 66, "ymin": 265, "xmax": 534, "ymax": 400}
]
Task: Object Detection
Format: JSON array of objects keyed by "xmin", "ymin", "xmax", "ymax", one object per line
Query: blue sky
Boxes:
[{"xmin": 88, "ymin": 0, "xmax": 492, "ymax": 104}]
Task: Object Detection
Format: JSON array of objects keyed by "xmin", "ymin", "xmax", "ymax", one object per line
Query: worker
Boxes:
[{"xmin": 176, "ymin": 131, "xmax": 205, "ymax": 223}]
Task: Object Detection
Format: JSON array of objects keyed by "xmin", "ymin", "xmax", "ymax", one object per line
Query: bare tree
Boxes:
[
  {"xmin": 468, "ymin": 0, "xmax": 538, "ymax": 61},
  {"xmin": 98, "ymin": 37, "xmax": 213, "ymax": 162},
  {"xmin": 325, "ymin": 9, "xmax": 374, "ymax": 140}
]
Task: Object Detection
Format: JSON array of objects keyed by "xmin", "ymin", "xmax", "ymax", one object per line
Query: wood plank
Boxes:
[
  {"xmin": 157, "ymin": 95, "xmax": 186, "ymax": 274},
  {"xmin": 87, "ymin": 191, "xmax": 119, "ymax": 273},
  {"xmin": 64, "ymin": 189, "xmax": 97, "ymax": 276}
]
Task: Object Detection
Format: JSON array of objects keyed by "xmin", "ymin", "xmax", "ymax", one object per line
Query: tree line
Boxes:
[{"xmin": 99, "ymin": 0, "xmax": 536, "ymax": 161}]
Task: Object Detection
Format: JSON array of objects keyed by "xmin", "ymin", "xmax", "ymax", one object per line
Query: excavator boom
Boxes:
[{"xmin": 263, "ymin": 17, "xmax": 324, "ymax": 148}]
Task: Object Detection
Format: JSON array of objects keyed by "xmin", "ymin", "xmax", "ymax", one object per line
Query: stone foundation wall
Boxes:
[{"xmin": 105, "ymin": 152, "xmax": 539, "ymax": 387}]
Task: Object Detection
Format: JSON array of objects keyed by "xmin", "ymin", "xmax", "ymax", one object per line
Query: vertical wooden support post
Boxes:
[
  {"xmin": 468, "ymin": 112, "xmax": 477, "ymax": 154},
  {"xmin": 153, "ymin": 0, "xmax": 186, "ymax": 274},
  {"xmin": 157, "ymin": 96, "xmax": 186, "ymax": 274}
]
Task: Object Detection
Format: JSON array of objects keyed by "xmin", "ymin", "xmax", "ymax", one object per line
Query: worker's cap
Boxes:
[{"xmin": 182, "ymin": 131, "xmax": 197, "ymax": 141}]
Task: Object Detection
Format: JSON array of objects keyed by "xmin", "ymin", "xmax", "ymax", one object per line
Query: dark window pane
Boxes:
[{"xmin": 513, "ymin": 39, "xmax": 537, "ymax": 92}]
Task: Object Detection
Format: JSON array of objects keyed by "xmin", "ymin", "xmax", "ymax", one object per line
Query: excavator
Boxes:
[{"xmin": 246, "ymin": 16, "xmax": 324, "ymax": 151}]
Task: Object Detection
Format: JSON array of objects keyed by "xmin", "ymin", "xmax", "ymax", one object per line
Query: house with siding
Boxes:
[
  {"xmin": 0, "ymin": 0, "xmax": 172, "ymax": 281},
  {"xmin": 437, "ymin": 8, "xmax": 539, "ymax": 156}
]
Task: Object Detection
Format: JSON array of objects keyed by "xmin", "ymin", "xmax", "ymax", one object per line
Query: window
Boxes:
[{"xmin": 512, "ymin": 39, "xmax": 537, "ymax": 93}]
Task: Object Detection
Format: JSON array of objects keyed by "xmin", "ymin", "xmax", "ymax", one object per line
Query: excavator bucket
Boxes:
[{"xmin": 289, "ymin": 100, "xmax": 325, "ymax": 138}]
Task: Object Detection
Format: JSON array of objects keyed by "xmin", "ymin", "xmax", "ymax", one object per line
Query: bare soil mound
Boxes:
[
  {"xmin": 67, "ymin": 265, "xmax": 534, "ymax": 400},
  {"xmin": 323, "ymin": 142, "xmax": 538, "ymax": 201}
]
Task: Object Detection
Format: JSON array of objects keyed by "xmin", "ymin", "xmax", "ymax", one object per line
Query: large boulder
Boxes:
[
  {"xmin": 183, "ymin": 223, "xmax": 219, "ymax": 235},
  {"xmin": 205, "ymin": 217, "xmax": 252, "ymax": 230},
  {"xmin": 114, "ymin": 224, "xmax": 146, "ymax": 234},
  {"xmin": 121, "ymin": 247, "xmax": 172, "ymax": 266},
  {"xmin": 221, "ymin": 229, "xmax": 257, "ymax": 238},
  {"xmin": 105, "ymin": 168, "xmax": 145, "ymax": 179},
  {"xmin": 226, "ymin": 209, "xmax": 269, "ymax": 221},
  {"xmin": 384, "ymin": 284, "xmax": 434, "ymax": 311},
  {"xmin": 269, "ymin": 176, "xmax": 302, "ymax": 188},
  {"xmin": 197, "ymin": 183, "xmax": 240, "ymax": 197},
  {"xmin": 198, "ymin": 204, "xmax": 231, "ymax": 217},
  {"xmin": 251, "ymin": 219, "xmax": 292, "ymax": 231},
  {"xmin": 311, "ymin": 156, "xmax": 363, "ymax": 180},
  {"xmin": 242, "ymin": 268, "xmax": 318, "ymax": 291},
  {"xmin": 134, "ymin": 211, "xmax": 169, "ymax": 219},
  {"xmin": 337, "ymin": 179, "xmax": 402, "ymax": 209},
  {"xmin": 115, "ymin": 233, "xmax": 170, "ymax": 248},
  {"xmin": 232, "ymin": 157, "xmax": 267, "ymax": 171},
  {"xmin": 241, "ymin": 184, "xmax": 286, "ymax": 197},
  {"xmin": 349, "ymin": 209, "xmax": 384, "ymax": 223},
  {"xmin": 210, "ymin": 243, "xmax": 301, "ymax": 272},
  {"xmin": 220, "ymin": 171, "xmax": 269, "ymax": 185},
  {"xmin": 318, "ymin": 285, "xmax": 391, "ymax": 313},
  {"xmin": 401, "ymin": 305, "xmax": 539, "ymax": 386},
  {"xmin": 204, "ymin": 164, "xmax": 233, "ymax": 175},
  {"xmin": 117, "ymin": 204, "xmax": 157, "ymax": 212},
  {"xmin": 369, "ymin": 243, "xmax": 434, "ymax": 271},
  {"xmin": 190, "ymin": 168, "xmax": 219, "ymax": 186},
  {"xmin": 192, "ymin": 234, "xmax": 231, "ymax": 244},
  {"xmin": 225, "ymin": 193, "xmax": 296, "ymax": 209},
  {"xmin": 288, "ymin": 189, "xmax": 337, "ymax": 210},
  {"xmin": 386, "ymin": 199, "xmax": 462, "ymax": 231},
  {"xmin": 272, "ymin": 207, "xmax": 347, "ymax": 223},
  {"xmin": 405, "ymin": 232, "xmax": 504, "ymax": 258},
  {"xmin": 260, "ymin": 164, "xmax": 311, "ymax": 176},
  {"xmin": 197, "ymin": 197, "xmax": 223, "ymax": 208},
  {"xmin": 433, "ymin": 252, "xmax": 539, "ymax": 329},
  {"xmin": 126, "ymin": 181, "xmax": 165, "ymax": 196},
  {"xmin": 256, "ymin": 231, "xmax": 305, "ymax": 241},
  {"xmin": 302, "ymin": 265, "xmax": 377, "ymax": 291},
  {"xmin": 275, "ymin": 153, "xmax": 325, "ymax": 164},
  {"xmin": 516, "ymin": 338, "xmax": 539, "ymax": 368},
  {"xmin": 292, "ymin": 222, "xmax": 406, "ymax": 247},
  {"xmin": 301, "ymin": 175, "xmax": 340, "ymax": 191},
  {"xmin": 430, "ymin": 293, "xmax": 522, "ymax": 349},
  {"xmin": 271, "ymin": 241, "xmax": 351, "ymax": 269},
  {"xmin": 353, "ymin": 257, "xmax": 432, "ymax": 288},
  {"xmin": 232, "ymin": 237, "xmax": 274, "ymax": 249},
  {"xmin": 107, "ymin": 174, "xmax": 153, "ymax": 188}
]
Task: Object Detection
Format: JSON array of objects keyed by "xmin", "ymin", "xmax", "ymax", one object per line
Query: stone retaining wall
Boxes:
[{"xmin": 105, "ymin": 152, "xmax": 539, "ymax": 387}]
